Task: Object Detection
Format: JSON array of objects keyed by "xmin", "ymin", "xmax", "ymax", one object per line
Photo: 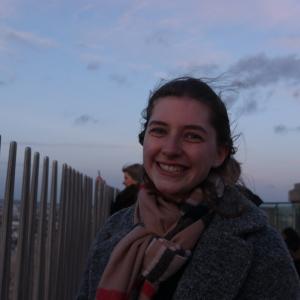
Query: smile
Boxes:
[{"xmin": 157, "ymin": 162, "xmax": 186, "ymax": 174}]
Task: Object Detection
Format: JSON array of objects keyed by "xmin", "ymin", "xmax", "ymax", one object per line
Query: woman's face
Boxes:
[
  {"xmin": 123, "ymin": 172, "xmax": 137, "ymax": 187},
  {"xmin": 143, "ymin": 96, "xmax": 228, "ymax": 201}
]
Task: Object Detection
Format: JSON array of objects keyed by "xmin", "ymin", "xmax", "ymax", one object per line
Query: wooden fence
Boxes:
[{"xmin": 0, "ymin": 138, "xmax": 117, "ymax": 300}]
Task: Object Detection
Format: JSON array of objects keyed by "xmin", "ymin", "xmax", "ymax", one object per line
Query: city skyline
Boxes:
[{"xmin": 1, "ymin": 0, "xmax": 300, "ymax": 202}]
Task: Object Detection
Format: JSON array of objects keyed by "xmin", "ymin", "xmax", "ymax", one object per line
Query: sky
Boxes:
[{"xmin": 0, "ymin": 0, "xmax": 300, "ymax": 202}]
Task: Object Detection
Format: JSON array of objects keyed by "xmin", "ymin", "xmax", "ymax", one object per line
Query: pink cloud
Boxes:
[{"xmin": 190, "ymin": 0, "xmax": 300, "ymax": 28}]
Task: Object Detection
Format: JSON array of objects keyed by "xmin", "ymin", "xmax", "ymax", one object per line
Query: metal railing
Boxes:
[
  {"xmin": 261, "ymin": 202, "xmax": 300, "ymax": 233},
  {"xmin": 0, "ymin": 138, "xmax": 117, "ymax": 300}
]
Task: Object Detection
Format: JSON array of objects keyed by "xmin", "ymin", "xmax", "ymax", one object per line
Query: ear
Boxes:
[{"xmin": 212, "ymin": 146, "xmax": 229, "ymax": 168}]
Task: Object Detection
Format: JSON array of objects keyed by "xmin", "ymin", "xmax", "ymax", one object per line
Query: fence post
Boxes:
[
  {"xmin": 77, "ymin": 174, "xmax": 86, "ymax": 281},
  {"xmin": 13, "ymin": 147, "xmax": 32, "ymax": 300},
  {"xmin": 44, "ymin": 160, "xmax": 58, "ymax": 300},
  {"xmin": 92, "ymin": 179, "xmax": 100, "ymax": 239},
  {"xmin": 26, "ymin": 152, "xmax": 40, "ymax": 300},
  {"xmin": 0, "ymin": 141, "xmax": 17, "ymax": 300},
  {"xmin": 73, "ymin": 171, "xmax": 82, "ymax": 294},
  {"xmin": 66, "ymin": 168, "xmax": 76, "ymax": 299},
  {"xmin": 34, "ymin": 157, "xmax": 49, "ymax": 300},
  {"xmin": 55, "ymin": 164, "xmax": 68, "ymax": 300}
]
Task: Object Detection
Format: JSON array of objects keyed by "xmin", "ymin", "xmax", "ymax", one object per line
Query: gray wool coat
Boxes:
[{"xmin": 77, "ymin": 187, "xmax": 300, "ymax": 300}]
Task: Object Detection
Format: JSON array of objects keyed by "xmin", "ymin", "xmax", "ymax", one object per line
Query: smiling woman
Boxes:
[{"xmin": 77, "ymin": 77, "xmax": 300, "ymax": 300}]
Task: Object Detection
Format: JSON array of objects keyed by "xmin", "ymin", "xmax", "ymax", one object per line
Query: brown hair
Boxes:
[{"xmin": 122, "ymin": 163, "xmax": 144, "ymax": 184}]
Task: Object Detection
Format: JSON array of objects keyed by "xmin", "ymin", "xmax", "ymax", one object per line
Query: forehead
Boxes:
[{"xmin": 150, "ymin": 96, "xmax": 211, "ymax": 125}]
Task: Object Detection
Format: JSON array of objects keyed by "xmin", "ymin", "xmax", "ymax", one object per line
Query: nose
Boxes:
[{"xmin": 161, "ymin": 135, "xmax": 182, "ymax": 158}]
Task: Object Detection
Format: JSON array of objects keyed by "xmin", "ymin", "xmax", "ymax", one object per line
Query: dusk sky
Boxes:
[{"xmin": 1, "ymin": 0, "xmax": 300, "ymax": 202}]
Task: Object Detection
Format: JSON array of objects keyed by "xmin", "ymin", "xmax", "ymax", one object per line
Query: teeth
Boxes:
[{"xmin": 159, "ymin": 163, "xmax": 184, "ymax": 173}]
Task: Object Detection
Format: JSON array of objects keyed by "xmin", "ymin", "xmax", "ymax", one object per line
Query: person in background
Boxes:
[
  {"xmin": 282, "ymin": 227, "xmax": 300, "ymax": 276},
  {"xmin": 110, "ymin": 163, "xmax": 143, "ymax": 214},
  {"xmin": 78, "ymin": 77, "xmax": 299, "ymax": 300}
]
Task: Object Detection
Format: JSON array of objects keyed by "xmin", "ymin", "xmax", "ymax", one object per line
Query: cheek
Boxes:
[
  {"xmin": 143, "ymin": 140, "xmax": 158, "ymax": 173},
  {"xmin": 143, "ymin": 138, "xmax": 153, "ymax": 161},
  {"xmin": 143, "ymin": 146, "xmax": 151, "ymax": 172},
  {"xmin": 190, "ymin": 146, "xmax": 217, "ymax": 168}
]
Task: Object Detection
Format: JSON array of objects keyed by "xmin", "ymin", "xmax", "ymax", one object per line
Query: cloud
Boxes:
[
  {"xmin": 3, "ymin": 27, "xmax": 57, "ymax": 49},
  {"xmin": 236, "ymin": 98, "xmax": 259, "ymax": 115},
  {"xmin": 80, "ymin": 53, "xmax": 102, "ymax": 71},
  {"xmin": 74, "ymin": 114, "xmax": 99, "ymax": 125},
  {"xmin": 222, "ymin": 95, "xmax": 237, "ymax": 108},
  {"xmin": 242, "ymin": 99, "xmax": 258, "ymax": 114},
  {"xmin": 109, "ymin": 74, "xmax": 128, "ymax": 85},
  {"xmin": 0, "ymin": 70, "xmax": 15, "ymax": 86},
  {"xmin": 148, "ymin": 53, "xmax": 300, "ymax": 115},
  {"xmin": 190, "ymin": 0, "xmax": 300, "ymax": 29},
  {"xmin": 87, "ymin": 61, "xmax": 101, "ymax": 71},
  {"xmin": 215, "ymin": 53, "xmax": 300, "ymax": 114},
  {"xmin": 145, "ymin": 30, "xmax": 170, "ymax": 47},
  {"xmin": 293, "ymin": 89, "xmax": 300, "ymax": 98},
  {"xmin": 228, "ymin": 53, "xmax": 300, "ymax": 89},
  {"xmin": 274, "ymin": 125, "xmax": 287, "ymax": 134},
  {"xmin": 116, "ymin": 0, "xmax": 300, "ymax": 32},
  {"xmin": 274, "ymin": 124, "xmax": 300, "ymax": 134}
]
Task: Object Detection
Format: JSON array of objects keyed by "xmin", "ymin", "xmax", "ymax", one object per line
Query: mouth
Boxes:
[{"xmin": 157, "ymin": 162, "xmax": 187, "ymax": 175}]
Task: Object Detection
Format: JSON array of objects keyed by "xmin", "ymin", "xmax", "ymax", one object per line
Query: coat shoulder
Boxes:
[
  {"xmin": 96, "ymin": 206, "xmax": 135, "ymax": 240},
  {"xmin": 238, "ymin": 224, "xmax": 300, "ymax": 299},
  {"xmin": 217, "ymin": 187, "xmax": 300, "ymax": 298},
  {"xmin": 77, "ymin": 207, "xmax": 134, "ymax": 300}
]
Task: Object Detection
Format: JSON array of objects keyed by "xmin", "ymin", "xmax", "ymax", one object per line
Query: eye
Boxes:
[
  {"xmin": 148, "ymin": 126, "xmax": 167, "ymax": 137},
  {"xmin": 184, "ymin": 132, "xmax": 204, "ymax": 143}
]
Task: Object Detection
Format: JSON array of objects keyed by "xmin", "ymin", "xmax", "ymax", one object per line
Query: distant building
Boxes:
[{"xmin": 289, "ymin": 183, "xmax": 300, "ymax": 203}]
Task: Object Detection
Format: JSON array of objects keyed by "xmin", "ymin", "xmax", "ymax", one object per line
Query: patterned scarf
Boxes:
[{"xmin": 96, "ymin": 185, "xmax": 213, "ymax": 300}]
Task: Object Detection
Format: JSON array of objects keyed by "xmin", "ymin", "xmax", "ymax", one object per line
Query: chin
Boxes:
[{"xmin": 155, "ymin": 185, "xmax": 187, "ymax": 201}]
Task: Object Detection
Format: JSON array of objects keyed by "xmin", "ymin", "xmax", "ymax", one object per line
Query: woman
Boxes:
[
  {"xmin": 78, "ymin": 77, "xmax": 300, "ymax": 299},
  {"xmin": 111, "ymin": 163, "xmax": 143, "ymax": 214}
]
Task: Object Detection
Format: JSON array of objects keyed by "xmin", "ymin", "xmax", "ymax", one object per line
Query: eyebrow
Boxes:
[
  {"xmin": 148, "ymin": 120, "xmax": 167, "ymax": 127},
  {"xmin": 148, "ymin": 120, "xmax": 208, "ymax": 134},
  {"xmin": 184, "ymin": 125, "xmax": 208, "ymax": 135}
]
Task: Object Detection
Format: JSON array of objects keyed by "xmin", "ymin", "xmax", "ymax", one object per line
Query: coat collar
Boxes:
[{"xmin": 210, "ymin": 185, "xmax": 267, "ymax": 236}]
